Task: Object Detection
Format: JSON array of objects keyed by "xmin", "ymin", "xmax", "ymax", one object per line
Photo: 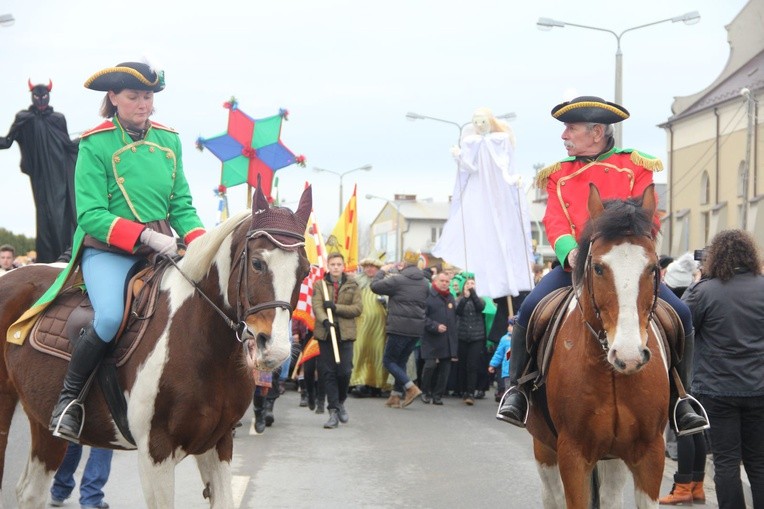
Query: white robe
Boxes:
[{"xmin": 432, "ymin": 131, "xmax": 534, "ymax": 299}]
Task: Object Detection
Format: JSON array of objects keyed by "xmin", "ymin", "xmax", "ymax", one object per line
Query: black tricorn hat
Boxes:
[
  {"xmin": 551, "ymin": 96, "xmax": 629, "ymax": 124},
  {"xmin": 84, "ymin": 62, "xmax": 165, "ymax": 93}
]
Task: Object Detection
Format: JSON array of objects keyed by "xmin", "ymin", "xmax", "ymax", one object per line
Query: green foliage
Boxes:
[{"xmin": 0, "ymin": 228, "xmax": 35, "ymax": 254}]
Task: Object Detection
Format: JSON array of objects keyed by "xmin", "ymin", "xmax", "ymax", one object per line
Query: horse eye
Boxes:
[
  {"xmin": 252, "ymin": 259, "xmax": 264, "ymax": 272},
  {"xmin": 593, "ymin": 264, "xmax": 604, "ymax": 276}
]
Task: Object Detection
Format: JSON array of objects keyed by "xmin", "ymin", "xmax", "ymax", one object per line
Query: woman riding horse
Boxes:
[
  {"xmin": 498, "ymin": 96, "xmax": 707, "ymax": 436},
  {"xmin": 8, "ymin": 61, "xmax": 206, "ymax": 442}
]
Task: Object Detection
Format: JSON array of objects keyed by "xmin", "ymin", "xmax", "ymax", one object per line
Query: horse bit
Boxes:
[
  {"xmin": 578, "ymin": 233, "xmax": 661, "ymax": 351},
  {"xmin": 166, "ymin": 227, "xmax": 305, "ymax": 342}
]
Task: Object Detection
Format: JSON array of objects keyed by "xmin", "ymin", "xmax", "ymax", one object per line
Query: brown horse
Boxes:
[
  {"xmin": 0, "ymin": 185, "xmax": 311, "ymax": 509},
  {"xmin": 527, "ymin": 184, "xmax": 669, "ymax": 509}
]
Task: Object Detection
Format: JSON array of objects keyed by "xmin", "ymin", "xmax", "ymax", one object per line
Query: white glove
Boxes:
[
  {"xmin": 140, "ymin": 228, "xmax": 177, "ymax": 257},
  {"xmin": 505, "ymin": 174, "xmax": 523, "ymax": 187},
  {"xmin": 450, "ymin": 145, "xmax": 461, "ymax": 159}
]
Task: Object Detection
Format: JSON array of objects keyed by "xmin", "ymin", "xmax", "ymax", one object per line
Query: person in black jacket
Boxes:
[
  {"xmin": 371, "ymin": 250, "xmax": 429, "ymax": 408},
  {"xmin": 420, "ymin": 272, "xmax": 458, "ymax": 405},
  {"xmin": 682, "ymin": 229, "xmax": 764, "ymax": 508},
  {"xmin": 455, "ymin": 276, "xmax": 486, "ymax": 405}
]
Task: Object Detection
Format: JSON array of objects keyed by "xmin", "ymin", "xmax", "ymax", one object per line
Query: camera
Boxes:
[{"xmin": 694, "ymin": 249, "xmax": 706, "ymax": 262}]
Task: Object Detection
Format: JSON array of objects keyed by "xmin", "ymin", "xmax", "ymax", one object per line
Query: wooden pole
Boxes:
[{"xmin": 320, "ymin": 279, "xmax": 342, "ymax": 364}]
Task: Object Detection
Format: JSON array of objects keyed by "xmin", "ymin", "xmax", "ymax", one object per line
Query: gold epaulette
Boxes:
[
  {"xmin": 80, "ymin": 120, "xmax": 116, "ymax": 139},
  {"xmin": 534, "ymin": 161, "xmax": 562, "ymax": 189},
  {"xmin": 150, "ymin": 120, "xmax": 178, "ymax": 133},
  {"xmin": 630, "ymin": 151, "xmax": 663, "ymax": 172}
]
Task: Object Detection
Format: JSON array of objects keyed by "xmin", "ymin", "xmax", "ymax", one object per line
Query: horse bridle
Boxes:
[
  {"xmin": 167, "ymin": 227, "xmax": 305, "ymax": 342},
  {"xmin": 578, "ymin": 233, "xmax": 661, "ymax": 351}
]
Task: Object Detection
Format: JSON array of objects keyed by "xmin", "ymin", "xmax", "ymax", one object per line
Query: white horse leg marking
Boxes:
[
  {"xmin": 601, "ymin": 243, "xmax": 650, "ymax": 372},
  {"xmin": 15, "ymin": 456, "xmax": 51, "ymax": 509},
  {"xmin": 596, "ymin": 459, "xmax": 628, "ymax": 509},
  {"xmin": 633, "ymin": 486, "xmax": 659, "ymax": 509},
  {"xmin": 137, "ymin": 448, "xmax": 182, "ymax": 509},
  {"xmin": 536, "ymin": 461, "xmax": 565, "ymax": 509},
  {"xmin": 195, "ymin": 449, "xmax": 235, "ymax": 509},
  {"xmin": 256, "ymin": 249, "xmax": 298, "ymax": 366}
]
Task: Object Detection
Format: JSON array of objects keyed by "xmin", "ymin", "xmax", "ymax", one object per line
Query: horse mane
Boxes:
[
  {"xmin": 573, "ymin": 195, "xmax": 656, "ymax": 288},
  {"xmin": 180, "ymin": 210, "xmax": 250, "ymax": 282}
]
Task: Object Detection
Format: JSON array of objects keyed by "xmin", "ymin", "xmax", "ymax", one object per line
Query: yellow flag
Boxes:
[
  {"xmin": 328, "ymin": 185, "xmax": 359, "ymax": 271},
  {"xmin": 304, "ymin": 209, "xmax": 327, "ymax": 268}
]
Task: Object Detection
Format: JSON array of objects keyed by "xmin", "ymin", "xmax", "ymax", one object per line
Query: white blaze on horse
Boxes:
[
  {"xmin": 526, "ymin": 184, "xmax": 670, "ymax": 509},
  {"xmin": 0, "ymin": 185, "xmax": 311, "ymax": 509}
]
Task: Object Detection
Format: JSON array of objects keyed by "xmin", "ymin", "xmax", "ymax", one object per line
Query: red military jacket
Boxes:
[{"xmin": 535, "ymin": 147, "xmax": 662, "ymax": 266}]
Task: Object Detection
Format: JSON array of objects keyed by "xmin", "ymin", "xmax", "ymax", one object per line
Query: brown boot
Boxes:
[
  {"xmin": 691, "ymin": 471, "xmax": 706, "ymax": 503},
  {"xmin": 402, "ymin": 385, "xmax": 422, "ymax": 407},
  {"xmin": 385, "ymin": 394, "xmax": 401, "ymax": 408},
  {"xmin": 658, "ymin": 475, "xmax": 693, "ymax": 505}
]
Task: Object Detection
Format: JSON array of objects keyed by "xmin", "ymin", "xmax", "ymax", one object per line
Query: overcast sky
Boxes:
[{"xmin": 0, "ymin": 0, "xmax": 750, "ymax": 240}]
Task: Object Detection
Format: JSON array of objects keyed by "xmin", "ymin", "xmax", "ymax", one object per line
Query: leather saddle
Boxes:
[{"xmin": 28, "ymin": 262, "xmax": 168, "ymax": 445}]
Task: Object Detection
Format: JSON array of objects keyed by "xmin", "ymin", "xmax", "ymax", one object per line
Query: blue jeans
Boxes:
[
  {"xmin": 81, "ymin": 247, "xmax": 143, "ymax": 341},
  {"xmin": 382, "ymin": 334, "xmax": 418, "ymax": 394},
  {"xmin": 50, "ymin": 444, "xmax": 113, "ymax": 507},
  {"xmin": 698, "ymin": 394, "xmax": 764, "ymax": 509}
]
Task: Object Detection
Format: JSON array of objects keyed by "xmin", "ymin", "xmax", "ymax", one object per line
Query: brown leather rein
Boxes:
[
  {"xmin": 577, "ymin": 232, "xmax": 661, "ymax": 351},
  {"xmin": 166, "ymin": 227, "xmax": 305, "ymax": 342}
]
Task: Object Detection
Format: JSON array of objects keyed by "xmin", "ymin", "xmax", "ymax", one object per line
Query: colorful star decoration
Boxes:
[{"xmin": 196, "ymin": 99, "xmax": 306, "ymax": 200}]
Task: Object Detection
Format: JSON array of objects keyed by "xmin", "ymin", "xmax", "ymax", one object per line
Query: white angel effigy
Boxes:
[{"xmin": 432, "ymin": 107, "xmax": 534, "ymax": 300}]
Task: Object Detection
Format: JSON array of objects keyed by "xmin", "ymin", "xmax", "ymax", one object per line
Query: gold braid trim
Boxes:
[
  {"xmin": 630, "ymin": 151, "xmax": 664, "ymax": 172},
  {"xmin": 84, "ymin": 66, "xmax": 159, "ymax": 88},
  {"xmin": 553, "ymin": 101, "xmax": 628, "ymax": 119},
  {"xmin": 535, "ymin": 161, "xmax": 561, "ymax": 189}
]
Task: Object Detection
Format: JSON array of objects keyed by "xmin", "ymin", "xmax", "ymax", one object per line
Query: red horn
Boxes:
[
  {"xmin": 28, "ymin": 78, "xmax": 33, "ymax": 91},
  {"xmin": 47, "ymin": 79, "xmax": 52, "ymax": 92}
]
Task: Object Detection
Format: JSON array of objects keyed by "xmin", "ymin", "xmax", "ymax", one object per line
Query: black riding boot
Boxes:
[
  {"xmin": 298, "ymin": 379, "xmax": 308, "ymax": 407},
  {"xmin": 49, "ymin": 326, "xmax": 109, "ymax": 441},
  {"xmin": 253, "ymin": 394, "xmax": 266, "ymax": 434},
  {"xmin": 671, "ymin": 331, "xmax": 708, "ymax": 436},
  {"xmin": 496, "ymin": 324, "xmax": 529, "ymax": 427}
]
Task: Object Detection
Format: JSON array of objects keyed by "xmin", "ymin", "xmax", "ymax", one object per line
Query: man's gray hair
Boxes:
[{"xmin": 585, "ymin": 122, "xmax": 614, "ymax": 139}]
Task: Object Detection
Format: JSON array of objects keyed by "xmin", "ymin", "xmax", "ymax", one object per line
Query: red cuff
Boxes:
[
  {"xmin": 184, "ymin": 228, "xmax": 206, "ymax": 245},
  {"xmin": 108, "ymin": 218, "xmax": 145, "ymax": 252}
]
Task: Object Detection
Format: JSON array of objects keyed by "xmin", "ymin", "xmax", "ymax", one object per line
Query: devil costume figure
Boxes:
[{"xmin": 0, "ymin": 80, "xmax": 78, "ymax": 263}]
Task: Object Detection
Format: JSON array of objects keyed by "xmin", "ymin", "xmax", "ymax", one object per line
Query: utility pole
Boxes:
[{"xmin": 742, "ymin": 88, "xmax": 758, "ymax": 230}]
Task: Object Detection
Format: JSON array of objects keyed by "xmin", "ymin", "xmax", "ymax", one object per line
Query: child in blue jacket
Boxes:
[{"xmin": 488, "ymin": 318, "xmax": 513, "ymax": 402}]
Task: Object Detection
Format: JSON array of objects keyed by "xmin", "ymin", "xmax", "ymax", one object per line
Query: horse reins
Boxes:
[
  {"xmin": 165, "ymin": 227, "xmax": 305, "ymax": 342},
  {"xmin": 578, "ymin": 233, "xmax": 661, "ymax": 351}
]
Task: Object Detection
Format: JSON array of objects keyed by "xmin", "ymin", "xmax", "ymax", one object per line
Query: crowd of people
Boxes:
[{"xmin": 2, "ymin": 54, "xmax": 763, "ymax": 507}]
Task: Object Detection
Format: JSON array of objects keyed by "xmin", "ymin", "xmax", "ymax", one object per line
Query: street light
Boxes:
[
  {"xmin": 537, "ymin": 11, "xmax": 700, "ymax": 146},
  {"xmin": 366, "ymin": 194, "xmax": 401, "ymax": 262},
  {"xmin": 313, "ymin": 164, "xmax": 372, "ymax": 215},
  {"xmin": 0, "ymin": 14, "xmax": 14, "ymax": 27}
]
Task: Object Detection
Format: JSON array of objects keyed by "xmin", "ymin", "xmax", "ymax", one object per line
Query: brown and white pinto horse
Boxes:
[
  {"xmin": 527, "ymin": 184, "xmax": 669, "ymax": 509},
  {"xmin": 0, "ymin": 185, "xmax": 311, "ymax": 509}
]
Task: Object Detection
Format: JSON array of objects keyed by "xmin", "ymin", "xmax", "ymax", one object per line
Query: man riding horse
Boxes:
[{"xmin": 498, "ymin": 96, "xmax": 708, "ymax": 436}]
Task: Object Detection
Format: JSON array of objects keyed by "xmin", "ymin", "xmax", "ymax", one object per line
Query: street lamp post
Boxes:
[
  {"xmin": 366, "ymin": 194, "xmax": 401, "ymax": 262},
  {"xmin": 537, "ymin": 11, "xmax": 700, "ymax": 147},
  {"xmin": 313, "ymin": 164, "xmax": 372, "ymax": 216}
]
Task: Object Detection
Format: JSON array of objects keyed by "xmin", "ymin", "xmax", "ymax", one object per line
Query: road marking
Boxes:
[{"xmin": 232, "ymin": 475, "xmax": 249, "ymax": 508}]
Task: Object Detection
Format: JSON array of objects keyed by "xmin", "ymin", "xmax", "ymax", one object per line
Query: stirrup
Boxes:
[
  {"xmin": 673, "ymin": 394, "xmax": 710, "ymax": 437},
  {"xmin": 495, "ymin": 386, "xmax": 529, "ymax": 427},
  {"xmin": 51, "ymin": 399, "xmax": 85, "ymax": 443}
]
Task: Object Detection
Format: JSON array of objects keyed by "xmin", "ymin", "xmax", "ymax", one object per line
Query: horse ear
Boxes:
[
  {"xmin": 295, "ymin": 185, "xmax": 312, "ymax": 228},
  {"xmin": 587, "ymin": 183, "xmax": 605, "ymax": 220},
  {"xmin": 252, "ymin": 180, "xmax": 270, "ymax": 214},
  {"xmin": 641, "ymin": 184, "xmax": 656, "ymax": 217}
]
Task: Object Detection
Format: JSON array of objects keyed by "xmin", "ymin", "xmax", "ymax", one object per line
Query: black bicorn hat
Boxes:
[
  {"xmin": 84, "ymin": 62, "xmax": 165, "ymax": 93},
  {"xmin": 551, "ymin": 96, "xmax": 629, "ymax": 124}
]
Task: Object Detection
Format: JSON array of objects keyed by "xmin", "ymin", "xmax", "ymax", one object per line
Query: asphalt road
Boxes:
[{"xmin": 2, "ymin": 390, "xmax": 729, "ymax": 508}]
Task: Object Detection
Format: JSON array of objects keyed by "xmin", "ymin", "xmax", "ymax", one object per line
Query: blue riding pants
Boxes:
[
  {"xmin": 81, "ymin": 247, "xmax": 143, "ymax": 342},
  {"xmin": 516, "ymin": 265, "xmax": 693, "ymax": 336}
]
